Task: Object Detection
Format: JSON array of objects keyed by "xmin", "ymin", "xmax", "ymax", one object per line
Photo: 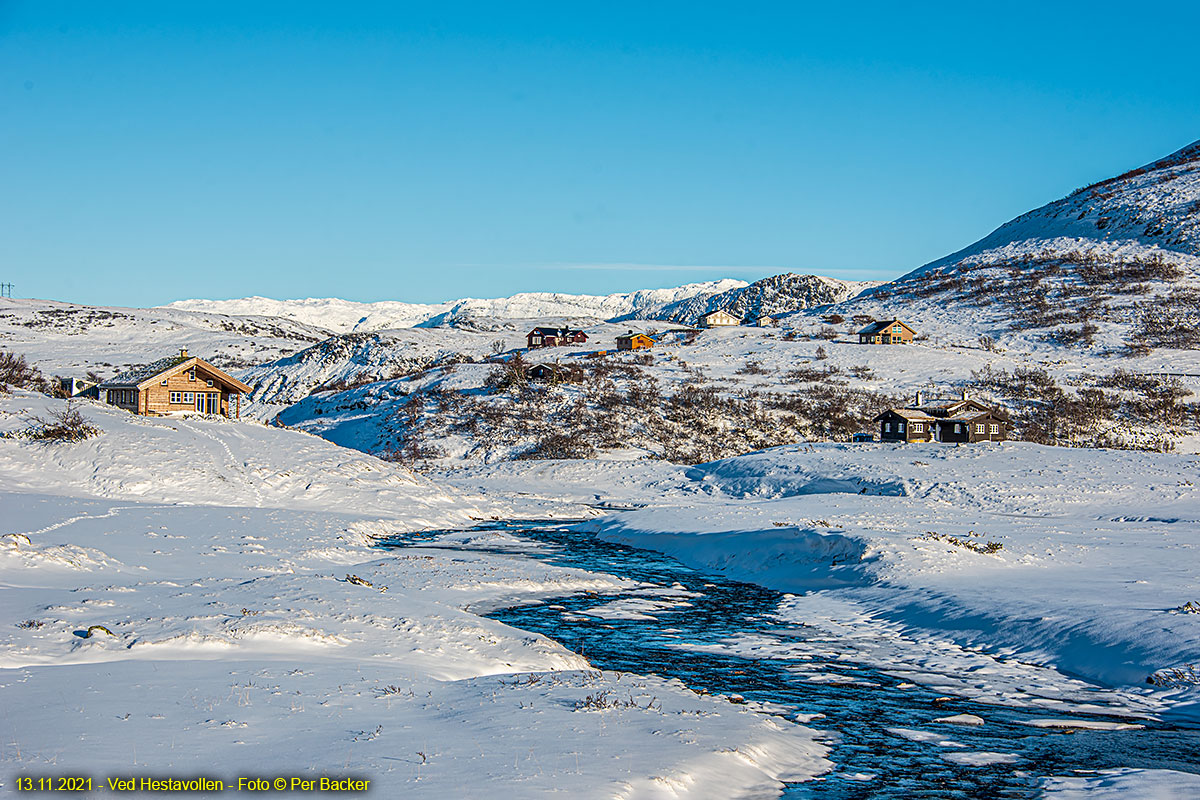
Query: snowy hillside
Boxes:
[
  {"xmin": 913, "ymin": 139, "xmax": 1200, "ymax": 277},
  {"xmin": 0, "ymin": 391, "xmax": 830, "ymax": 795},
  {"xmin": 640, "ymin": 273, "xmax": 877, "ymax": 325},
  {"xmin": 166, "ymin": 279, "xmax": 749, "ymax": 333},
  {"xmin": 829, "ymin": 139, "xmax": 1200, "ymax": 356},
  {"xmin": 0, "ymin": 297, "xmax": 329, "ymax": 381}
]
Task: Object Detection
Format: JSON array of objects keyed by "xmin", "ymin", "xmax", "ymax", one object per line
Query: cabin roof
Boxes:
[
  {"xmin": 858, "ymin": 318, "xmax": 914, "ymax": 335},
  {"xmin": 528, "ymin": 326, "xmax": 585, "ymax": 336},
  {"xmin": 100, "ymin": 355, "xmax": 252, "ymax": 393},
  {"xmin": 101, "ymin": 355, "xmax": 192, "ymax": 387},
  {"xmin": 874, "ymin": 408, "xmax": 935, "ymax": 422},
  {"xmin": 700, "ymin": 309, "xmax": 736, "ymax": 318}
]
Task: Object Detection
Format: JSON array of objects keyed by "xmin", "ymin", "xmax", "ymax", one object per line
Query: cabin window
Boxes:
[
  {"xmin": 975, "ymin": 424, "xmax": 986, "ymax": 434},
  {"xmin": 161, "ymin": 379, "xmax": 168, "ymax": 385},
  {"xmin": 898, "ymin": 422, "xmax": 906, "ymax": 432},
  {"xmin": 170, "ymin": 392, "xmax": 181, "ymax": 403},
  {"xmin": 912, "ymin": 423, "xmax": 922, "ymax": 432},
  {"xmin": 955, "ymin": 424, "xmax": 962, "ymax": 433},
  {"xmin": 206, "ymin": 379, "xmax": 214, "ymax": 387},
  {"xmin": 884, "ymin": 422, "xmax": 891, "ymax": 432},
  {"xmin": 989, "ymin": 424, "xmax": 1000, "ymax": 435},
  {"xmin": 188, "ymin": 368, "xmax": 196, "ymax": 381}
]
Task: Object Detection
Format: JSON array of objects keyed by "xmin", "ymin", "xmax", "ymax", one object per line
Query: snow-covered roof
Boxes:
[
  {"xmin": 528, "ymin": 327, "xmax": 585, "ymax": 336},
  {"xmin": 858, "ymin": 319, "xmax": 912, "ymax": 335},
  {"xmin": 876, "ymin": 408, "xmax": 935, "ymax": 421},
  {"xmin": 100, "ymin": 354, "xmax": 192, "ymax": 387}
]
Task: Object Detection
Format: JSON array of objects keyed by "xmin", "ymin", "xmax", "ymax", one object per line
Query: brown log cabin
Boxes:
[
  {"xmin": 858, "ymin": 319, "xmax": 916, "ymax": 344},
  {"xmin": 874, "ymin": 391, "xmax": 1009, "ymax": 443},
  {"xmin": 98, "ymin": 349, "xmax": 251, "ymax": 418}
]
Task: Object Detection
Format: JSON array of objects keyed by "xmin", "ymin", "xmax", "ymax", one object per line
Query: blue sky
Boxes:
[{"xmin": 4, "ymin": 2, "xmax": 1199, "ymax": 307}]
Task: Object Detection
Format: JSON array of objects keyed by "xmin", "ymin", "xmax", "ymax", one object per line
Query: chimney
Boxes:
[
  {"xmin": 180, "ymin": 348, "xmax": 189, "ymax": 358},
  {"xmin": 961, "ymin": 388, "xmax": 969, "ymax": 400},
  {"xmin": 915, "ymin": 390, "xmax": 923, "ymax": 406}
]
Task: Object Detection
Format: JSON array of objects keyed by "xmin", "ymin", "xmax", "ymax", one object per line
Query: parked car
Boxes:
[{"xmin": 851, "ymin": 432, "xmax": 875, "ymax": 442}]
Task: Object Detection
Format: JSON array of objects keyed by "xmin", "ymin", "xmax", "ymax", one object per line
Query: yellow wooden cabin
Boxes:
[{"xmin": 98, "ymin": 349, "xmax": 251, "ymax": 418}]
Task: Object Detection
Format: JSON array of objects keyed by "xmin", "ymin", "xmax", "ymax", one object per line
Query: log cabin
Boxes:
[
  {"xmin": 875, "ymin": 391, "xmax": 1009, "ymax": 443},
  {"xmin": 98, "ymin": 349, "xmax": 251, "ymax": 418},
  {"xmin": 858, "ymin": 319, "xmax": 916, "ymax": 344},
  {"xmin": 616, "ymin": 333, "xmax": 654, "ymax": 351},
  {"xmin": 526, "ymin": 327, "xmax": 588, "ymax": 348}
]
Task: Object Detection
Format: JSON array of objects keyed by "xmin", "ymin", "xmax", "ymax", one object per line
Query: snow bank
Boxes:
[
  {"xmin": 591, "ymin": 442, "xmax": 1200, "ymax": 719},
  {"xmin": 0, "ymin": 391, "xmax": 829, "ymax": 796}
]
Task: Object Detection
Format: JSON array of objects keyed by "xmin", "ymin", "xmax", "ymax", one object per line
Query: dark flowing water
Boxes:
[{"xmin": 379, "ymin": 522, "xmax": 1199, "ymax": 798}]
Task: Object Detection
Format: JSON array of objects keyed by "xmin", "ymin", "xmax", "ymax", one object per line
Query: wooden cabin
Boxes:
[
  {"xmin": 750, "ymin": 315, "xmax": 776, "ymax": 327},
  {"xmin": 875, "ymin": 391, "xmax": 1009, "ymax": 443},
  {"xmin": 616, "ymin": 333, "xmax": 654, "ymax": 351},
  {"xmin": 858, "ymin": 319, "xmax": 916, "ymax": 344},
  {"xmin": 697, "ymin": 309, "xmax": 740, "ymax": 328},
  {"xmin": 98, "ymin": 349, "xmax": 251, "ymax": 418},
  {"xmin": 526, "ymin": 327, "xmax": 588, "ymax": 348}
]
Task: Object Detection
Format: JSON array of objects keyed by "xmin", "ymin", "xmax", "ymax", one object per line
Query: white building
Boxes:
[{"xmin": 697, "ymin": 309, "xmax": 740, "ymax": 328}]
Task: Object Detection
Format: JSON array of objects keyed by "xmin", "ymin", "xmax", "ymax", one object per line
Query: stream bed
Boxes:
[{"xmin": 380, "ymin": 521, "xmax": 1199, "ymax": 798}]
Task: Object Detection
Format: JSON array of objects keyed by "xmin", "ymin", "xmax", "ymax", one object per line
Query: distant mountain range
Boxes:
[
  {"xmin": 164, "ymin": 280, "xmax": 751, "ymax": 332},
  {"xmin": 166, "ymin": 272, "xmax": 878, "ymax": 332}
]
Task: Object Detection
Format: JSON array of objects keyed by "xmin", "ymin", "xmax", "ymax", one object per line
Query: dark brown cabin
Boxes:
[
  {"xmin": 874, "ymin": 391, "xmax": 1009, "ymax": 443},
  {"xmin": 527, "ymin": 327, "xmax": 588, "ymax": 348},
  {"xmin": 858, "ymin": 319, "xmax": 916, "ymax": 344},
  {"xmin": 98, "ymin": 349, "xmax": 251, "ymax": 418}
]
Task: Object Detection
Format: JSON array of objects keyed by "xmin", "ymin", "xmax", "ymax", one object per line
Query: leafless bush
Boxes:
[
  {"xmin": 735, "ymin": 360, "xmax": 770, "ymax": 375},
  {"xmin": 18, "ymin": 402, "xmax": 100, "ymax": 443},
  {"xmin": 0, "ymin": 351, "xmax": 47, "ymax": 393},
  {"xmin": 518, "ymin": 432, "xmax": 597, "ymax": 460}
]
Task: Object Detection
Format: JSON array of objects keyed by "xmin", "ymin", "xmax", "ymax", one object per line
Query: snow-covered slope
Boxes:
[
  {"xmin": 0, "ymin": 297, "xmax": 330, "ymax": 380},
  {"xmin": 589, "ymin": 442, "xmax": 1200, "ymax": 717},
  {"xmin": 642, "ymin": 273, "xmax": 877, "ymax": 325},
  {"xmin": 166, "ymin": 279, "xmax": 749, "ymax": 333},
  {"xmin": 828, "ymin": 139, "xmax": 1200, "ymax": 354},
  {"xmin": 0, "ymin": 391, "xmax": 830, "ymax": 794},
  {"xmin": 911, "ymin": 140, "xmax": 1200, "ymax": 278}
]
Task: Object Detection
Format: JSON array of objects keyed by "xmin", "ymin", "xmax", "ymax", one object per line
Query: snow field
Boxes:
[{"xmin": 0, "ymin": 392, "xmax": 831, "ymax": 796}]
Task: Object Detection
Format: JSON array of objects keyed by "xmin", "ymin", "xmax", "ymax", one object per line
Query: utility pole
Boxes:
[{"xmin": 0, "ymin": 283, "xmax": 12, "ymax": 298}]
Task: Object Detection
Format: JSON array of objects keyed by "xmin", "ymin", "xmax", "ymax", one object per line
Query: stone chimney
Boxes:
[
  {"xmin": 915, "ymin": 390, "xmax": 923, "ymax": 406},
  {"xmin": 961, "ymin": 388, "xmax": 969, "ymax": 400},
  {"xmin": 180, "ymin": 348, "xmax": 189, "ymax": 358}
]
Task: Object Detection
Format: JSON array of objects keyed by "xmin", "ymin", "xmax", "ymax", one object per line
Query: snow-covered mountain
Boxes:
[
  {"xmin": 639, "ymin": 273, "xmax": 877, "ymax": 325},
  {"xmin": 165, "ymin": 280, "xmax": 749, "ymax": 333},
  {"xmin": 833, "ymin": 139, "xmax": 1200, "ymax": 354},
  {"xmin": 908, "ymin": 139, "xmax": 1200, "ymax": 279}
]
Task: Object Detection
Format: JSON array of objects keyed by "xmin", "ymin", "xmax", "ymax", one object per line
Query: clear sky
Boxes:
[{"xmin": 4, "ymin": 2, "xmax": 1199, "ymax": 307}]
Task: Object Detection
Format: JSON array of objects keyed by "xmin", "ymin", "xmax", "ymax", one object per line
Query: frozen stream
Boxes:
[{"xmin": 380, "ymin": 522, "xmax": 1199, "ymax": 798}]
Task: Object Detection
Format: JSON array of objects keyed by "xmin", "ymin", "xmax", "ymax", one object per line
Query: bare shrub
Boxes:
[
  {"xmin": 0, "ymin": 351, "xmax": 47, "ymax": 393},
  {"xmin": 518, "ymin": 432, "xmax": 597, "ymax": 460},
  {"xmin": 735, "ymin": 360, "xmax": 770, "ymax": 376},
  {"xmin": 18, "ymin": 402, "xmax": 100, "ymax": 443}
]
